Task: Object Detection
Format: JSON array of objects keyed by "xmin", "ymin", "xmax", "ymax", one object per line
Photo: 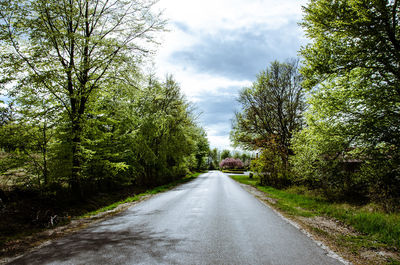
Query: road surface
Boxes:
[{"xmin": 9, "ymin": 171, "xmax": 343, "ymax": 265}]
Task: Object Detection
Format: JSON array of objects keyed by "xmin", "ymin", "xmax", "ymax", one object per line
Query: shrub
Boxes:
[{"xmin": 251, "ymin": 148, "xmax": 290, "ymax": 188}]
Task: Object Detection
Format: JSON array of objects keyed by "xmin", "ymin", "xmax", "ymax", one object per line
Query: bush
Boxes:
[
  {"xmin": 290, "ymin": 127, "xmax": 369, "ymax": 201},
  {"xmin": 251, "ymin": 149, "xmax": 290, "ymax": 188},
  {"xmin": 290, "ymin": 124, "xmax": 400, "ymax": 209},
  {"xmin": 360, "ymin": 149, "xmax": 400, "ymax": 212}
]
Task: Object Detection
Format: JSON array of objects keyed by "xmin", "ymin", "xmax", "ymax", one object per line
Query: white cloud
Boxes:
[
  {"xmin": 207, "ymin": 134, "xmax": 233, "ymax": 150},
  {"xmin": 153, "ymin": 0, "xmax": 308, "ymax": 150},
  {"xmin": 157, "ymin": 0, "xmax": 306, "ymax": 32},
  {"xmin": 156, "ymin": 65, "xmax": 251, "ymax": 101}
]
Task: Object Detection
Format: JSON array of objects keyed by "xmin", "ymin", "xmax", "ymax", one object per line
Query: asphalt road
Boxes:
[{"xmin": 9, "ymin": 171, "xmax": 344, "ymax": 265}]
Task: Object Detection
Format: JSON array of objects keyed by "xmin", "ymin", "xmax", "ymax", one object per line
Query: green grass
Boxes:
[
  {"xmin": 230, "ymin": 174, "xmax": 258, "ymax": 186},
  {"xmin": 222, "ymin": 169, "xmax": 246, "ymax": 174},
  {"xmin": 230, "ymin": 174, "xmax": 400, "ymax": 250},
  {"xmin": 389, "ymin": 258, "xmax": 400, "ymax": 265},
  {"xmin": 81, "ymin": 172, "xmax": 203, "ymax": 218}
]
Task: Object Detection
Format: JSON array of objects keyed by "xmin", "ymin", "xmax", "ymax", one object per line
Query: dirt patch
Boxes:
[
  {"xmin": 238, "ymin": 182, "xmax": 400, "ymax": 265},
  {"xmin": 297, "ymin": 215, "xmax": 400, "ymax": 265},
  {"xmin": 358, "ymin": 250, "xmax": 400, "ymax": 265},
  {"xmin": 0, "ymin": 194, "xmax": 153, "ymax": 265},
  {"xmin": 298, "ymin": 216, "xmax": 358, "ymax": 237},
  {"xmin": 239, "ymin": 183, "xmax": 277, "ymax": 204}
]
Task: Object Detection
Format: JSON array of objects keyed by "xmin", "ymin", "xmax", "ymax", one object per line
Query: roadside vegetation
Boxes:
[
  {"xmin": 204, "ymin": 147, "xmax": 253, "ymax": 174},
  {"xmin": 81, "ymin": 172, "xmax": 204, "ymax": 218},
  {"xmin": 230, "ymin": 174, "xmax": 400, "ymax": 264},
  {"xmin": 221, "ymin": 169, "xmax": 247, "ymax": 174},
  {"xmin": 0, "ymin": 0, "xmax": 211, "ymax": 256},
  {"xmin": 230, "ymin": 0, "xmax": 400, "ymax": 262},
  {"xmin": 231, "ymin": 2, "xmax": 400, "ymax": 213},
  {"xmin": 1, "ymin": 171, "xmax": 204, "ymax": 259}
]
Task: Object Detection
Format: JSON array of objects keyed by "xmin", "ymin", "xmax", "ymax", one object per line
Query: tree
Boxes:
[
  {"xmin": 231, "ymin": 60, "xmax": 305, "ymax": 182},
  {"xmin": 0, "ymin": 0, "xmax": 165, "ymax": 196},
  {"xmin": 208, "ymin": 148, "xmax": 219, "ymax": 169},
  {"xmin": 290, "ymin": 99, "xmax": 366, "ymax": 199},
  {"xmin": 193, "ymin": 127, "xmax": 210, "ymax": 171},
  {"xmin": 300, "ymin": 0, "xmax": 400, "ymax": 148},
  {"xmin": 220, "ymin": 149, "xmax": 231, "ymax": 161},
  {"xmin": 299, "ymin": 0, "xmax": 400, "ymax": 210},
  {"xmin": 240, "ymin": 153, "xmax": 251, "ymax": 169},
  {"xmin": 300, "ymin": 0, "xmax": 400, "ymax": 93},
  {"xmin": 125, "ymin": 75, "xmax": 205, "ymax": 186},
  {"xmin": 15, "ymin": 90, "xmax": 59, "ymax": 186}
]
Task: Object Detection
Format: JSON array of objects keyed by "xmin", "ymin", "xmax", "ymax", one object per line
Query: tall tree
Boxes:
[
  {"xmin": 220, "ymin": 149, "xmax": 231, "ymax": 160},
  {"xmin": 193, "ymin": 127, "xmax": 210, "ymax": 171},
  {"xmin": 231, "ymin": 60, "xmax": 305, "ymax": 165},
  {"xmin": 300, "ymin": 0, "xmax": 400, "ymax": 146},
  {"xmin": 0, "ymin": 0, "xmax": 165, "ymax": 196},
  {"xmin": 298, "ymin": 0, "xmax": 400, "ymax": 209},
  {"xmin": 301, "ymin": 0, "xmax": 400, "ymax": 92},
  {"xmin": 128, "ymin": 75, "xmax": 204, "ymax": 186},
  {"xmin": 208, "ymin": 148, "xmax": 219, "ymax": 169}
]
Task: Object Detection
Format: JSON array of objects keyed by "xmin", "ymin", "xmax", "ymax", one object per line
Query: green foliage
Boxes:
[
  {"xmin": 208, "ymin": 148, "xmax": 219, "ymax": 170},
  {"xmin": 0, "ymin": 0, "xmax": 210, "ymax": 247},
  {"xmin": 232, "ymin": 60, "xmax": 305, "ymax": 188},
  {"xmin": 300, "ymin": 0, "xmax": 400, "ymax": 92},
  {"xmin": 290, "ymin": 109, "xmax": 367, "ymax": 200},
  {"xmin": 125, "ymin": 76, "xmax": 209, "ymax": 186},
  {"xmin": 220, "ymin": 149, "xmax": 231, "ymax": 160},
  {"xmin": 193, "ymin": 127, "xmax": 210, "ymax": 171},
  {"xmin": 240, "ymin": 153, "xmax": 252, "ymax": 169},
  {"xmin": 0, "ymin": 67, "xmax": 208, "ymax": 199},
  {"xmin": 0, "ymin": 0, "xmax": 208, "ymax": 197},
  {"xmin": 359, "ymin": 148, "xmax": 400, "ymax": 212},
  {"xmin": 295, "ymin": 0, "xmax": 400, "ymax": 209},
  {"xmin": 222, "ymin": 169, "xmax": 246, "ymax": 174},
  {"xmin": 231, "ymin": 60, "xmax": 304, "ymax": 153},
  {"xmin": 207, "ymin": 149, "xmax": 251, "ymax": 170},
  {"xmin": 82, "ymin": 171, "xmax": 203, "ymax": 218},
  {"xmin": 0, "ymin": 99, "xmax": 57, "ymax": 189},
  {"xmin": 0, "ymin": 0, "xmax": 165, "ymax": 196},
  {"xmin": 251, "ymin": 148, "xmax": 289, "ymax": 188}
]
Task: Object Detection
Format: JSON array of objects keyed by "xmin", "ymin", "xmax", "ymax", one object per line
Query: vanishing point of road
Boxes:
[{"xmin": 9, "ymin": 171, "xmax": 344, "ymax": 265}]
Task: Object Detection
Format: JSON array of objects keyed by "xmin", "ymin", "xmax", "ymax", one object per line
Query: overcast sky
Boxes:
[{"xmin": 154, "ymin": 0, "xmax": 308, "ymax": 151}]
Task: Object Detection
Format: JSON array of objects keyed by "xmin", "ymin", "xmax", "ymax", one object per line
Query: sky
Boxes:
[{"xmin": 154, "ymin": 0, "xmax": 308, "ymax": 151}]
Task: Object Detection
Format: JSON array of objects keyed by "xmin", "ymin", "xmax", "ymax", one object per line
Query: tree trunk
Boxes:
[
  {"xmin": 71, "ymin": 114, "xmax": 84, "ymax": 199},
  {"xmin": 42, "ymin": 121, "xmax": 48, "ymax": 186}
]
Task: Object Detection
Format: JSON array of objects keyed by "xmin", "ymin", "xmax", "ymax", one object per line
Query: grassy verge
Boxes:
[
  {"xmin": 230, "ymin": 174, "xmax": 400, "ymax": 258},
  {"xmin": 81, "ymin": 172, "xmax": 203, "ymax": 218},
  {"xmin": 222, "ymin": 169, "xmax": 246, "ymax": 174}
]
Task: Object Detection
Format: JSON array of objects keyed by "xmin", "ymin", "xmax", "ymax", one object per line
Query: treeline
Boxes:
[
  {"xmin": 0, "ymin": 0, "xmax": 209, "ymax": 201},
  {"xmin": 0, "ymin": 75, "xmax": 209, "ymax": 196},
  {"xmin": 207, "ymin": 148, "xmax": 252, "ymax": 170},
  {"xmin": 231, "ymin": 0, "xmax": 400, "ymax": 212}
]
